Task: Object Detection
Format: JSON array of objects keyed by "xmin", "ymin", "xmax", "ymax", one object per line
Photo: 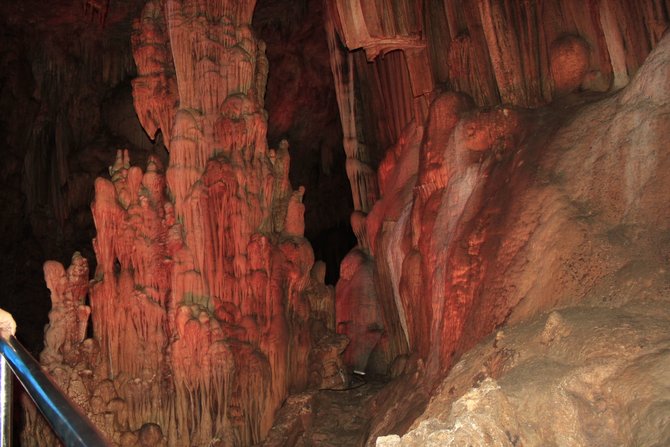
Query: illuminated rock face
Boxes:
[
  {"xmin": 327, "ymin": 0, "xmax": 669, "ymax": 374},
  {"xmin": 23, "ymin": 1, "xmax": 342, "ymax": 446},
  {"xmin": 324, "ymin": 0, "xmax": 670, "ymax": 440}
]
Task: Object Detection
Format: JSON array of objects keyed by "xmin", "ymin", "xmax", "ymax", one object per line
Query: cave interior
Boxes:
[{"xmin": 1, "ymin": 0, "xmax": 669, "ymax": 446}]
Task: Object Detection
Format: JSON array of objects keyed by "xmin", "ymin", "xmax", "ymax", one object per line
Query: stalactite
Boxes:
[
  {"xmin": 414, "ymin": 0, "xmax": 667, "ymax": 108},
  {"xmin": 330, "ymin": 0, "xmax": 424, "ymax": 59},
  {"xmin": 325, "ymin": 10, "xmax": 378, "ymax": 215},
  {"xmin": 446, "ymin": 32, "xmax": 499, "ymax": 106},
  {"xmin": 131, "ymin": 0, "xmax": 179, "ymax": 147},
  {"xmin": 326, "ymin": 0, "xmax": 438, "ymax": 275},
  {"xmin": 478, "ymin": 0, "xmax": 529, "ymax": 106},
  {"xmin": 600, "ymin": 1, "xmax": 631, "ymax": 90},
  {"xmin": 328, "ymin": 1, "xmax": 442, "ymax": 374}
]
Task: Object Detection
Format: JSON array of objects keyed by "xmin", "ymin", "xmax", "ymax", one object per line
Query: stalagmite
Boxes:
[
  {"xmin": 23, "ymin": 1, "xmax": 342, "ymax": 445},
  {"xmin": 335, "ymin": 249, "xmax": 382, "ymax": 372}
]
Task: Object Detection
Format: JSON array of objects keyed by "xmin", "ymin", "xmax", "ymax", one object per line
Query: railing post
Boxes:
[
  {"xmin": 0, "ymin": 355, "xmax": 11, "ymax": 447},
  {"xmin": 0, "ymin": 308, "xmax": 16, "ymax": 447}
]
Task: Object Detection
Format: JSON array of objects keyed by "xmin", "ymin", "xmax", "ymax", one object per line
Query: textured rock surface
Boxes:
[
  {"xmin": 21, "ymin": 1, "xmax": 343, "ymax": 446},
  {"xmin": 364, "ymin": 28, "xmax": 670, "ymax": 447},
  {"xmin": 376, "ymin": 296, "xmax": 670, "ymax": 446},
  {"xmin": 327, "ymin": 0, "xmax": 670, "ymax": 381},
  {"xmin": 256, "ymin": 20, "xmax": 670, "ymax": 447},
  {"xmin": 329, "ymin": 0, "xmax": 667, "ymax": 371}
]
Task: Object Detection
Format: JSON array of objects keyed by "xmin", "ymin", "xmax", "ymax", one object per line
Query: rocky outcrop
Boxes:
[
  {"xmin": 11, "ymin": 1, "xmax": 670, "ymax": 446},
  {"xmin": 376, "ymin": 296, "xmax": 670, "ymax": 446},
  {"xmin": 327, "ymin": 0, "xmax": 669, "ymax": 382},
  {"xmin": 365, "ymin": 26, "xmax": 670, "ymax": 446}
]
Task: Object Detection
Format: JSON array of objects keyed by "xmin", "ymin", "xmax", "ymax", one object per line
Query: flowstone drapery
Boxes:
[{"xmin": 326, "ymin": 0, "xmax": 669, "ymax": 378}]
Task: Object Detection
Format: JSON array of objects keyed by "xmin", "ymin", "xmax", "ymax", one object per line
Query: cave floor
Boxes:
[
  {"xmin": 262, "ymin": 377, "xmax": 388, "ymax": 447},
  {"xmin": 305, "ymin": 379, "xmax": 387, "ymax": 446}
]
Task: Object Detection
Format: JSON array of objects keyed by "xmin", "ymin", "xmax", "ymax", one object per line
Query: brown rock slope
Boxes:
[{"xmin": 377, "ymin": 293, "xmax": 670, "ymax": 446}]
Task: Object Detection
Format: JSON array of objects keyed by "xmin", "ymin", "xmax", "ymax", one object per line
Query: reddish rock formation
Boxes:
[
  {"xmin": 326, "ymin": 0, "xmax": 669, "ymax": 374},
  {"xmin": 323, "ymin": 0, "xmax": 670, "ymax": 443},
  {"xmin": 549, "ymin": 34, "xmax": 592, "ymax": 96},
  {"xmin": 366, "ymin": 26, "xmax": 670, "ymax": 447},
  {"xmin": 22, "ymin": 1, "xmax": 343, "ymax": 446},
  {"xmin": 258, "ymin": 20, "xmax": 670, "ymax": 447},
  {"xmin": 7, "ymin": 0, "xmax": 669, "ymax": 446}
]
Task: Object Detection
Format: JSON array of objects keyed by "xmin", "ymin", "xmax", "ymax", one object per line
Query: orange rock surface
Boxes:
[{"xmin": 23, "ymin": 1, "xmax": 342, "ymax": 446}]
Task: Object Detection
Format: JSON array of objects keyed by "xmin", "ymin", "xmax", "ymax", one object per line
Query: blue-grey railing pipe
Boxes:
[
  {"xmin": 0, "ymin": 355, "xmax": 11, "ymax": 447},
  {"xmin": 0, "ymin": 335, "xmax": 110, "ymax": 447}
]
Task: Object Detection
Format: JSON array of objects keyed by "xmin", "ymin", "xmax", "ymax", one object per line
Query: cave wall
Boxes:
[{"xmin": 375, "ymin": 34, "xmax": 670, "ymax": 446}]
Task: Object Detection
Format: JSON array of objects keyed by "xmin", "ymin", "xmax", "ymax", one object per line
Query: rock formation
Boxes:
[
  {"xmin": 377, "ymin": 295, "xmax": 670, "ymax": 446},
  {"xmin": 255, "ymin": 13, "xmax": 670, "ymax": 445},
  {"xmin": 324, "ymin": 0, "xmax": 670, "ymax": 443},
  {"xmin": 4, "ymin": 0, "xmax": 669, "ymax": 445},
  {"xmin": 22, "ymin": 1, "xmax": 343, "ymax": 446},
  {"xmin": 371, "ymin": 25, "xmax": 670, "ymax": 435},
  {"xmin": 326, "ymin": 0, "xmax": 669, "ymax": 376}
]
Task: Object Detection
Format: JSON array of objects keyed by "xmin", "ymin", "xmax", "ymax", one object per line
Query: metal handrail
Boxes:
[
  {"xmin": 0, "ymin": 355, "xmax": 11, "ymax": 446},
  {"xmin": 0, "ymin": 334, "xmax": 111, "ymax": 446}
]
